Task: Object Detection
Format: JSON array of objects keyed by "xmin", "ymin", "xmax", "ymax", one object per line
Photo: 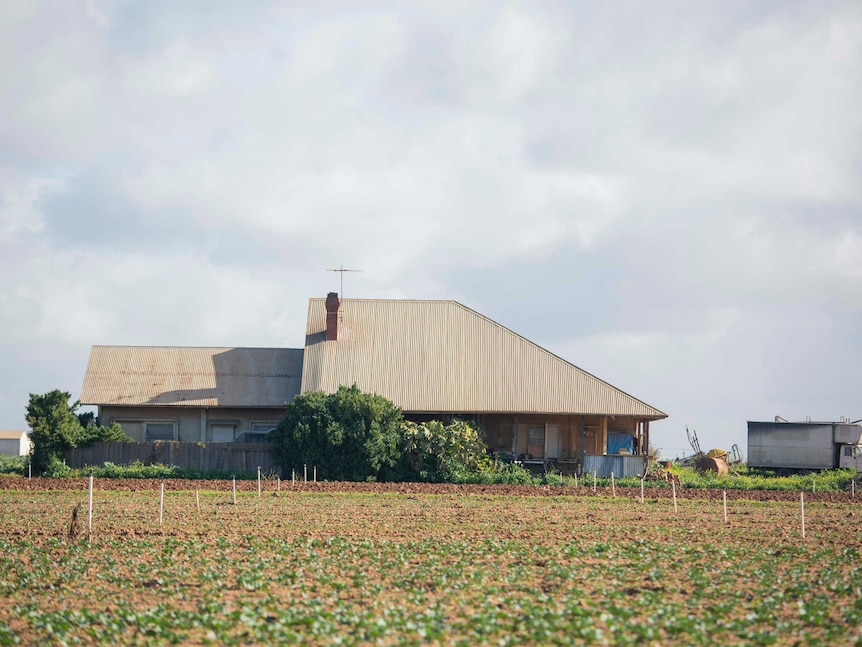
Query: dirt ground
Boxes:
[{"xmin": 1, "ymin": 476, "xmax": 857, "ymax": 503}]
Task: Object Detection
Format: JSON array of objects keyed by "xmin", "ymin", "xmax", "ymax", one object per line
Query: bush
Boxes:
[
  {"xmin": 400, "ymin": 420, "xmax": 488, "ymax": 482},
  {"xmin": 0, "ymin": 455, "xmax": 26, "ymax": 476},
  {"xmin": 270, "ymin": 386, "xmax": 404, "ymax": 482},
  {"xmin": 66, "ymin": 460, "xmax": 258, "ymax": 480}
]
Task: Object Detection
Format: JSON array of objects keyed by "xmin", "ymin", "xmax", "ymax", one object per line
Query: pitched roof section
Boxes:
[
  {"xmin": 0, "ymin": 431, "xmax": 28, "ymax": 440},
  {"xmin": 80, "ymin": 346, "xmax": 303, "ymax": 408},
  {"xmin": 301, "ymin": 299, "xmax": 667, "ymax": 419}
]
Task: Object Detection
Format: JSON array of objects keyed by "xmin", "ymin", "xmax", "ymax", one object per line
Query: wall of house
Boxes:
[{"xmin": 99, "ymin": 406, "xmax": 287, "ymax": 443}]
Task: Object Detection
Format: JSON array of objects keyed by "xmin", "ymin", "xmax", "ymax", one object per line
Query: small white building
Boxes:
[{"xmin": 0, "ymin": 430, "xmax": 32, "ymax": 457}]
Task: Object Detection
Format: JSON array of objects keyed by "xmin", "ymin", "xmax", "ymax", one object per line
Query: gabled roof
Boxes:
[
  {"xmin": 80, "ymin": 346, "xmax": 303, "ymax": 408},
  {"xmin": 301, "ymin": 298, "xmax": 666, "ymax": 419},
  {"xmin": 0, "ymin": 430, "xmax": 28, "ymax": 440}
]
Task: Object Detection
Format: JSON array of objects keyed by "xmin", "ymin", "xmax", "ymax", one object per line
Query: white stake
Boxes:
[
  {"xmin": 593, "ymin": 470, "xmax": 597, "ymax": 494},
  {"xmin": 257, "ymin": 466, "xmax": 261, "ymax": 498},
  {"xmin": 671, "ymin": 480, "xmax": 678, "ymax": 514},
  {"xmin": 853, "ymin": 479, "xmax": 856, "ymax": 497},
  {"xmin": 232, "ymin": 476, "xmax": 237, "ymax": 505},
  {"xmin": 812, "ymin": 479, "xmax": 815, "ymax": 493},
  {"xmin": 640, "ymin": 477, "xmax": 645, "ymax": 504},
  {"xmin": 28, "ymin": 462, "xmax": 31, "ymax": 479},
  {"xmin": 611, "ymin": 472, "xmax": 616, "ymax": 498},
  {"xmin": 800, "ymin": 491, "xmax": 806, "ymax": 538},
  {"xmin": 574, "ymin": 473, "xmax": 578, "ymax": 488},
  {"xmin": 88, "ymin": 475, "xmax": 94, "ymax": 535},
  {"xmin": 723, "ymin": 489, "xmax": 728, "ymax": 524},
  {"xmin": 292, "ymin": 469, "xmax": 295, "ymax": 486},
  {"xmin": 159, "ymin": 481, "xmax": 165, "ymax": 526},
  {"xmin": 560, "ymin": 472, "xmax": 563, "ymax": 485},
  {"xmin": 313, "ymin": 466, "xmax": 317, "ymax": 483},
  {"xmin": 195, "ymin": 487, "xmax": 200, "ymax": 512},
  {"xmin": 277, "ymin": 476, "xmax": 281, "ymax": 491},
  {"xmin": 304, "ymin": 464, "xmax": 307, "ymax": 483}
]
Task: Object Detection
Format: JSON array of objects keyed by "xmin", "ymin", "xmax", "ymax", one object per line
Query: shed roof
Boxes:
[
  {"xmin": 0, "ymin": 430, "xmax": 28, "ymax": 440},
  {"xmin": 301, "ymin": 298, "xmax": 666, "ymax": 419},
  {"xmin": 80, "ymin": 346, "xmax": 303, "ymax": 408}
]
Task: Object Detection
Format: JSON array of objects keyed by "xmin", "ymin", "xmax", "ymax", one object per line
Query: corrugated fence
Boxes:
[
  {"xmin": 583, "ymin": 454, "xmax": 647, "ymax": 478},
  {"xmin": 64, "ymin": 441, "xmax": 277, "ymax": 474}
]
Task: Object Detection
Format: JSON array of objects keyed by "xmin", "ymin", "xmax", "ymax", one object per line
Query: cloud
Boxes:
[{"xmin": 0, "ymin": 0, "xmax": 859, "ymax": 456}]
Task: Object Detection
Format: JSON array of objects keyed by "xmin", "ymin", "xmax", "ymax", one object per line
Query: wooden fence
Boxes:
[{"xmin": 64, "ymin": 441, "xmax": 278, "ymax": 474}]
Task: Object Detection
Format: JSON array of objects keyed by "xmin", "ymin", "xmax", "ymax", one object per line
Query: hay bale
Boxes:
[{"xmin": 696, "ymin": 456, "xmax": 728, "ymax": 475}]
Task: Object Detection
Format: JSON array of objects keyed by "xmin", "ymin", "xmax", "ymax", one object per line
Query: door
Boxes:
[
  {"xmin": 545, "ymin": 425, "xmax": 560, "ymax": 459},
  {"xmin": 528, "ymin": 425, "xmax": 545, "ymax": 459}
]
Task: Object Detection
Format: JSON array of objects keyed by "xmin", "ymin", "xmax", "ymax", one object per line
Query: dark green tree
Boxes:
[
  {"xmin": 270, "ymin": 385, "xmax": 404, "ymax": 481},
  {"xmin": 26, "ymin": 390, "xmax": 130, "ymax": 474}
]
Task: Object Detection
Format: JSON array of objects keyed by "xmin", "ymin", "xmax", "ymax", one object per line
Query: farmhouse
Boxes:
[
  {"xmin": 0, "ymin": 430, "xmax": 32, "ymax": 457},
  {"xmin": 80, "ymin": 294, "xmax": 666, "ymax": 475}
]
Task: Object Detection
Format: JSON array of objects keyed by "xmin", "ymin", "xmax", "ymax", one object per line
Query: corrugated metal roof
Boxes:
[
  {"xmin": 80, "ymin": 346, "xmax": 303, "ymax": 408},
  {"xmin": 301, "ymin": 299, "xmax": 667, "ymax": 419},
  {"xmin": 0, "ymin": 430, "xmax": 28, "ymax": 440}
]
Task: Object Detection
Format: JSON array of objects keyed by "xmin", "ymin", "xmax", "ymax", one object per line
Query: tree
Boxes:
[
  {"xmin": 26, "ymin": 390, "xmax": 130, "ymax": 474},
  {"xmin": 270, "ymin": 385, "xmax": 404, "ymax": 481}
]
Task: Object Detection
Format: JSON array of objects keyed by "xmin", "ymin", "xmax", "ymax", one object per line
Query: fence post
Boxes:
[
  {"xmin": 159, "ymin": 480, "xmax": 165, "ymax": 526},
  {"xmin": 671, "ymin": 480, "xmax": 678, "ymax": 514},
  {"xmin": 257, "ymin": 466, "xmax": 261, "ymax": 498},
  {"xmin": 88, "ymin": 474, "xmax": 94, "ymax": 536},
  {"xmin": 593, "ymin": 470, "xmax": 597, "ymax": 494},
  {"xmin": 723, "ymin": 489, "xmax": 727, "ymax": 523},
  {"xmin": 640, "ymin": 476, "xmax": 644, "ymax": 504},
  {"xmin": 611, "ymin": 472, "xmax": 616, "ymax": 498},
  {"xmin": 232, "ymin": 476, "xmax": 237, "ymax": 505},
  {"xmin": 800, "ymin": 492, "xmax": 806, "ymax": 538},
  {"xmin": 304, "ymin": 464, "xmax": 307, "ymax": 483}
]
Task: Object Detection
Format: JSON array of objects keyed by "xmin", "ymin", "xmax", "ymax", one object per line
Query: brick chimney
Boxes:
[{"xmin": 325, "ymin": 292, "xmax": 340, "ymax": 341}]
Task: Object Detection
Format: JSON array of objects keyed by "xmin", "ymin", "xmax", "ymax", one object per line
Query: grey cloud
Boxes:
[{"xmin": 1, "ymin": 0, "xmax": 860, "ymax": 459}]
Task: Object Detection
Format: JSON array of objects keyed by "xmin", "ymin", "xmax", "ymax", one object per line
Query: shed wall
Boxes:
[{"xmin": 747, "ymin": 422, "xmax": 835, "ymax": 470}]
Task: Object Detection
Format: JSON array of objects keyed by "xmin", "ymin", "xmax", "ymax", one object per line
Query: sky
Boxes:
[{"xmin": 1, "ymin": 0, "xmax": 860, "ymax": 459}]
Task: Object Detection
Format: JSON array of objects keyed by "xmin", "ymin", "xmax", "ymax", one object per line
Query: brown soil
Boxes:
[{"xmin": 1, "ymin": 476, "xmax": 857, "ymax": 503}]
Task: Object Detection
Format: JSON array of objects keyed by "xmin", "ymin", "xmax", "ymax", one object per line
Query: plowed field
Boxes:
[{"xmin": 1, "ymin": 479, "xmax": 860, "ymax": 645}]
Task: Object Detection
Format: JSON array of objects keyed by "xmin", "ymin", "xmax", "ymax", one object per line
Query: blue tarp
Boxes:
[{"xmin": 607, "ymin": 432, "xmax": 634, "ymax": 455}]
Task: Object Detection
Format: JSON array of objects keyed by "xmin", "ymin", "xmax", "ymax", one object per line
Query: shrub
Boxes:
[
  {"xmin": 400, "ymin": 419, "xmax": 488, "ymax": 482},
  {"xmin": 0, "ymin": 455, "xmax": 26, "ymax": 476},
  {"xmin": 270, "ymin": 386, "xmax": 404, "ymax": 482}
]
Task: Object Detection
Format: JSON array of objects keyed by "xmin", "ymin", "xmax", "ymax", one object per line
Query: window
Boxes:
[
  {"xmin": 252, "ymin": 422, "xmax": 277, "ymax": 433},
  {"xmin": 146, "ymin": 423, "xmax": 175, "ymax": 442},
  {"xmin": 211, "ymin": 424, "xmax": 235, "ymax": 443},
  {"xmin": 528, "ymin": 425, "xmax": 545, "ymax": 446}
]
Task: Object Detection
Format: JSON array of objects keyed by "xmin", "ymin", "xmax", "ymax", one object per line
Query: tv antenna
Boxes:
[{"xmin": 326, "ymin": 266, "xmax": 363, "ymax": 298}]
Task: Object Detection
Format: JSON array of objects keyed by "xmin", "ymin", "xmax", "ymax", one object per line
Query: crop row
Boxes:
[{"xmin": 0, "ymin": 489, "xmax": 860, "ymax": 645}]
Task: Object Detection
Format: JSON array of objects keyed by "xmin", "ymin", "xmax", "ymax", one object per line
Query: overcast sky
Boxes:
[{"xmin": 1, "ymin": 0, "xmax": 860, "ymax": 458}]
